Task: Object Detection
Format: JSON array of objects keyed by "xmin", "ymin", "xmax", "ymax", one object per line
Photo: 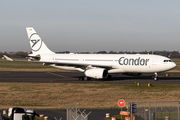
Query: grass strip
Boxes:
[{"xmin": 0, "ymin": 83, "xmax": 180, "ymax": 110}]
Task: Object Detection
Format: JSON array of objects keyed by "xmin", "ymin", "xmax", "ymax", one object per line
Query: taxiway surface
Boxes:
[{"xmin": 0, "ymin": 71, "xmax": 180, "ymax": 84}]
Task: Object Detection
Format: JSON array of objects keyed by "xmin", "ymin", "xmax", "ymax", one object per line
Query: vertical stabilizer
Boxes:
[{"xmin": 26, "ymin": 27, "xmax": 55, "ymax": 55}]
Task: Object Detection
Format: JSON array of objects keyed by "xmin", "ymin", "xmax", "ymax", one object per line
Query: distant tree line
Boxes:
[{"xmin": 1, "ymin": 50, "xmax": 180, "ymax": 58}]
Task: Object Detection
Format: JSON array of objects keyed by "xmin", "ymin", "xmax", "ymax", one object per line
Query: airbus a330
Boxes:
[{"xmin": 4, "ymin": 27, "xmax": 176, "ymax": 81}]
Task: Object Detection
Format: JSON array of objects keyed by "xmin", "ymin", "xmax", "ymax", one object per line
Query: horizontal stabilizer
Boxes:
[{"xmin": 3, "ymin": 55, "xmax": 14, "ymax": 61}]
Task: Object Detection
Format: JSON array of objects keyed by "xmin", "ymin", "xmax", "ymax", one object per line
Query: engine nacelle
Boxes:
[{"xmin": 84, "ymin": 68, "xmax": 108, "ymax": 79}]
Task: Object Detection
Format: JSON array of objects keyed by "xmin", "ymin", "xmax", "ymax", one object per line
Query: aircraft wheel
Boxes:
[
  {"xmin": 154, "ymin": 72, "xmax": 158, "ymax": 81},
  {"xmin": 83, "ymin": 77, "xmax": 91, "ymax": 81},
  {"xmin": 154, "ymin": 77, "xmax": 158, "ymax": 81},
  {"xmin": 84, "ymin": 76, "xmax": 88, "ymax": 81}
]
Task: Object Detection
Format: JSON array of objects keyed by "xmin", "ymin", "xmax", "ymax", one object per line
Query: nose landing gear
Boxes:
[{"xmin": 154, "ymin": 72, "xmax": 158, "ymax": 81}]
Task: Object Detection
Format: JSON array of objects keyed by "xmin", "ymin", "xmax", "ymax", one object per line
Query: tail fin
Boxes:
[{"xmin": 26, "ymin": 27, "xmax": 55, "ymax": 55}]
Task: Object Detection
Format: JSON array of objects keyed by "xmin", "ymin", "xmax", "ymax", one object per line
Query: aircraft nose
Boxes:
[
  {"xmin": 173, "ymin": 62, "xmax": 176, "ymax": 68},
  {"xmin": 171, "ymin": 62, "xmax": 176, "ymax": 69}
]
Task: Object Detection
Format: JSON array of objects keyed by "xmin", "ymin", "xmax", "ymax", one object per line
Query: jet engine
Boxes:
[{"xmin": 84, "ymin": 68, "xmax": 108, "ymax": 79}]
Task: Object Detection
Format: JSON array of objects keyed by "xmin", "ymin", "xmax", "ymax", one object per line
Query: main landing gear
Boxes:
[
  {"xmin": 154, "ymin": 72, "xmax": 158, "ymax": 81},
  {"xmin": 80, "ymin": 74, "xmax": 157, "ymax": 81},
  {"xmin": 79, "ymin": 76, "xmax": 91, "ymax": 81},
  {"xmin": 79, "ymin": 75, "xmax": 112, "ymax": 81}
]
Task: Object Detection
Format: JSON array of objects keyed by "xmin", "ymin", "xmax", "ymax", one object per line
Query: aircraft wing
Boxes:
[
  {"xmin": 3, "ymin": 55, "xmax": 114, "ymax": 70},
  {"xmin": 43, "ymin": 61, "xmax": 114, "ymax": 70}
]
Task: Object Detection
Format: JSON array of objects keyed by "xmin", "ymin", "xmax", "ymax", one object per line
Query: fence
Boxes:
[
  {"xmin": 127, "ymin": 101, "xmax": 180, "ymax": 120},
  {"xmin": 65, "ymin": 103, "xmax": 91, "ymax": 120}
]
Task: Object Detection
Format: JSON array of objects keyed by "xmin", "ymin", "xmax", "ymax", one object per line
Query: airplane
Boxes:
[{"xmin": 4, "ymin": 27, "xmax": 176, "ymax": 81}]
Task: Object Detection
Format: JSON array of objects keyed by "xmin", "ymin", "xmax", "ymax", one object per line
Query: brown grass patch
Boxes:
[{"xmin": 0, "ymin": 83, "xmax": 180, "ymax": 110}]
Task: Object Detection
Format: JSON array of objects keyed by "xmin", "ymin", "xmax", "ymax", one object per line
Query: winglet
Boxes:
[{"xmin": 3, "ymin": 55, "xmax": 14, "ymax": 61}]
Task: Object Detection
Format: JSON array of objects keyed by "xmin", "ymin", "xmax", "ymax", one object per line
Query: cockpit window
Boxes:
[{"xmin": 164, "ymin": 60, "xmax": 172, "ymax": 62}]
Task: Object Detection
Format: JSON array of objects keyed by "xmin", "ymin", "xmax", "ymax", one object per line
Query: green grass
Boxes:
[
  {"xmin": 0, "ymin": 64, "xmax": 51, "ymax": 69},
  {"xmin": 0, "ymin": 59, "xmax": 41, "ymax": 64},
  {"xmin": 0, "ymin": 59, "xmax": 49, "ymax": 69},
  {"xmin": 156, "ymin": 111, "xmax": 179, "ymax": 120},
  {"xmin": 172, "ymin": 59, "xmax": 180, "ymax": 65},
  {"xmin": 0, "ymin": 59, "xmax": 66, "ymax": 71}
]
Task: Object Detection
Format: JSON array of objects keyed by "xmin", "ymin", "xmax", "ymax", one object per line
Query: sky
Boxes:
[{"xmin": 0, "ymin": 0, "xmax": 180, "ymax": 53}]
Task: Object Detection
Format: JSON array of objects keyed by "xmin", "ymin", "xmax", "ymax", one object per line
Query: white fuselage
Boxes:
[
  {"xmin": 40, "ymin": 53, "xmax": 176, "ymax": 74},
  {"xmin": 25, "ymin": 27, "xmax": 176, "ymax": 80}
]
